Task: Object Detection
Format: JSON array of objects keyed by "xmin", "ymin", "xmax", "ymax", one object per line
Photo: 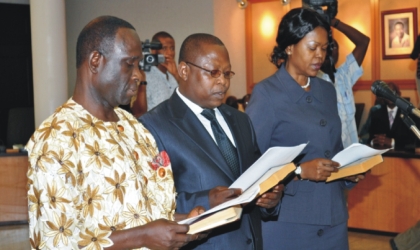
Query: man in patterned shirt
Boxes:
[{"xmin": 26, "ymin": 16, "xmax": 202, "ymax": 250}]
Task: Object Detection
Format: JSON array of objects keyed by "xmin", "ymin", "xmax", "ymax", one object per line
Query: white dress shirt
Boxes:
[
  {"xmin": 176, "ymin": 88, "xmax": 236, "ymax": 146},
  {"xmin": 387, "ymin": 106, "xmax": 398, "ymax": 127}
]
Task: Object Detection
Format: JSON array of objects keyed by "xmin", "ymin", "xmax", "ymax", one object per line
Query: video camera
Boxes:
[
  {"xmin": 140, "ymin": 39, "xmax": 165, "ymax": 72},
  {"xmin": 302, "ymin": 0, "xmax": 338, "ymax": 24}
]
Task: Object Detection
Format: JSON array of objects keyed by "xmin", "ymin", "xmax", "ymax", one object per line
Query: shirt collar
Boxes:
[
  {"xmin": 276, "ymin": 65, "xmax": 325, "ymax": 103},
  {"xmin": 387, "ymin": 106, "xmax": 398, "ymax": 116},
  {"xmin": 176, "ymin": 88, "xmax": 216, "ymax": 115}
]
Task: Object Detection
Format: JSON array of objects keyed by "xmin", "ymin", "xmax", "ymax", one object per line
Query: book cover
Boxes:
[
  {"xmin": 186, "ymin": 206, "xmax": 242, "ymax": 234},
  {"xmin": 254, "ymin": 162, "xmax": 296, "ymax": 196},
  {"xmin": 326, "ymin": 154, "xmax": 384, "ymax": 182}
]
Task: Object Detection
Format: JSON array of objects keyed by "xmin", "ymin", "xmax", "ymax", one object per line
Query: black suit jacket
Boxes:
[
  {"xmin": 410, "ymin": 34, "xmax": 420, "ymax": 59},
  {"xmin": 368, "ymin": 105, "xmax": 418, "ymax": 150},
  {"xmin": 140, "ymin": 92, "xmax": 275, "ymax": 250}
]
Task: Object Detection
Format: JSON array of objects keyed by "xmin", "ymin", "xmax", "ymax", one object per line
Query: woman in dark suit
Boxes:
[{"xmin": 246, "ymin": 8, "xmax": 364, "ymax": 249}]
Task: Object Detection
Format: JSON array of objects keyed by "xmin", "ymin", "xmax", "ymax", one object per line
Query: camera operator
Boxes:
[
  {"xmin": 315, "ymin": 1, "xmax": 370, "ymax": 148},
  {"xmin": 132, "ymin": 31, "xmax": 179, "ymax": 118}
]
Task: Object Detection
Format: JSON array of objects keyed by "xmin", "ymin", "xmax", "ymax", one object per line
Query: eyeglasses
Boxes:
[{"xmin": 185, "ymin": 61, "xmax": 235, "ymax": 79}]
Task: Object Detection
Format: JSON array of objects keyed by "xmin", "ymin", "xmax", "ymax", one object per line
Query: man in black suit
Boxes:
[
  {"xmin": 140, "ymin": 33, "xmax": 282, "ymax": 249},
  {"xmin": 411, "ymin": 35, "xmax": 420, "ymax": 104},
  {"xmin": 368, "ymin": 82, "xmax": 418, "ymax": 150}
]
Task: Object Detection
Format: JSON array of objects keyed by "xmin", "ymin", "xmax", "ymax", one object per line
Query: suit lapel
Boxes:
[
  {"xmin": 379, "ymin": 106, "xmax": 392, "ymax": 132},
  {"xmin": 391, "ymin": 108, "xmax": 402, "ymax": 132},
  {"xmin": 167, "ymin": 93, "xmax": 236, "ymax": 181}
]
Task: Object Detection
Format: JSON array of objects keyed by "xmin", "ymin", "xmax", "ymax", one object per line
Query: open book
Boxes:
[
  {"xmin": 186, "ymin": 206, "xmax": 242, "ymax": 234},
  {"xmin": 179, "ymin": 144, "xmax": 307, "ymax": 234},
  {"xmin": 326, "ymin": 143, "xmax": 390, "ymax": 182}
]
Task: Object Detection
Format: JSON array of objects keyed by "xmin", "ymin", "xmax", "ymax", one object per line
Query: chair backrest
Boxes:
[
  {"xmin": 355, "ymin": 103, "xmax": 365, "ymax": 131},
  {"xmin": 6, "ymin": 107, "xmax": 34, "ymax": 148}
]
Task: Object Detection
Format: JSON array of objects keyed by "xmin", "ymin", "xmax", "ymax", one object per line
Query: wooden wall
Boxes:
[{"xmin": 0, "ymin": 155, "xmax": 29, "ymax": 224}]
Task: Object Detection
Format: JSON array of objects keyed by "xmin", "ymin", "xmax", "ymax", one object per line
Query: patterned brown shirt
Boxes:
[{"xmin": 26, "ymin": 98, "xmax": 176, "ymax": 250}]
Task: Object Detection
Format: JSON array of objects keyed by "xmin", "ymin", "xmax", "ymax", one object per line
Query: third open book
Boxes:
[{"xmin": 326, "ymin": 143, "xmax": 389, "ymax": 182}]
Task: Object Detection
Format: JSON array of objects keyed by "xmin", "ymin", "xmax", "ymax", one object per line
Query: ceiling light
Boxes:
[{"xmin": 237, "ymin": 0, "xmax": 248, "ymax": 9}]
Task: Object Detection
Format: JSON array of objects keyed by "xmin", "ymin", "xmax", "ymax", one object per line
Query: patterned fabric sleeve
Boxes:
[{"xmin": 27, "ymin": 112, "xmax": 93, "ymax": 249}]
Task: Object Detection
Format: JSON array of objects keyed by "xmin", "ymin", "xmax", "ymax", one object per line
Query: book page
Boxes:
[
  {"xmin": 179, "ymin": 144, "xmax": 307, "ymax": 225},
  {"xmin": 230, "ymin": 143, "xmax": 307, "ymax": 189},
  {"xmin": 179, "ymin": 187, "xmax": 260, "ymax": 225},
  {"xmin": 332, "ymin": 143, "xmax": 389, "ymax": 168},
  {"xmin": 339, "ymin": 156, "xmax": 372, "ymax": 169}
]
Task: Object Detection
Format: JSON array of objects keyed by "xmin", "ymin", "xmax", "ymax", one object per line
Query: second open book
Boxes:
[
  {"xmin": 326, "ymin": 143, "xmax": 390, "ymax": 182},
  {"xmin": 179, "ymin": 143, "xmax": 307, "ymax": 234}
]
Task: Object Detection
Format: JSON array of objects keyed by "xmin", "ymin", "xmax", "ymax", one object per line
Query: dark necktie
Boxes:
[{"xmin": 201, "ymin": 109, "xmax": 240, "ymax": 177}]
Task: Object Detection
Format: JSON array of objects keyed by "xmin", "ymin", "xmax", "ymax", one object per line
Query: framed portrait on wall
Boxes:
[{"xmin": 381, "ymin": 8, "xmax": 418, "ymax": 60}]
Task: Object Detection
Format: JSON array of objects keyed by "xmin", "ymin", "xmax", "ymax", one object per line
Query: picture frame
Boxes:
[{"xmin": 381, "ymin": 8, "xmax": 417, "ymax": 60}]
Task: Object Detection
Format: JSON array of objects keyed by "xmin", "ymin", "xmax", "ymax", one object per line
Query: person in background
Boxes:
[
  {"xmin": 410, "ymin": 34, "xmax": 420, "ymax": 105},
  {"xmin": 358, "ymin": 97, "xmax": 385, "ymax": 144},
  {"xmin": 131, "ymin": 31, "xmax": 179, "ymax": 117},
  {"xmin": 239, "ymin": 93, "xmax": 251, "ymax": 111},
  {"xmin": 140, "ymin": 33, "xmax": 282, "ymax": 249},
  {"xmin": 26, "ymin": 16, "xmax": 204, "ymax": 250},
  {"xmin": 368, "ymin": 82, "xmax": 418, "ymax": 151},
  {"xmin": 391, "ymin": 21, "xmax": 410, "ymax": 48},
  {"xmin": 246, "ymin": 8, "xmax": 365, "ymax": 249},
  {"xmin": 225, "ymin": 95, "xmax": 239, "ymax": 109},
  {"xmin": 390, "ymin": 221, "xmax": 420, "ymax": 250},
  {"xmin": 389, "ymin": 34, "xmax": 420, "ymax": 250},
  {"xmin": 317, "ymin": 14, "xmax": 370, "ymax": 148}
]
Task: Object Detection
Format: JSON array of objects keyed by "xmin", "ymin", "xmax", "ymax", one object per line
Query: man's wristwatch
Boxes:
[
  {"xmin": 295, "ymin": 165, "xmax": 302, "ymax": 179},
  {"xmin": 140, "ymin": 81, "xmax": 147, "ymax": 85}
]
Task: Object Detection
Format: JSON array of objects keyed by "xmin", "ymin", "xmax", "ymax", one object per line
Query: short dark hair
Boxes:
[
  {"xmin": 152, "ymin": 31, "xmax": 174, "ymax": 43},
  {"xmin": 270, "ymin": 8, "xmax": 334, "ymax": 70},
  {"xmin": 387, "ymin": 82, "xmax": 401, "ymax": 96},
  {"xmin": 394, "ymin": 21, "xmax": 404, "ymax": 29},
  {"xmin": 76, "ymin": 16, "xmax": 135, "ymax": 68},
  {"xmin": 225, "ymin": 96, "xmax": 238, "ymax": 109},
  {"xmin": 178, "ymin": 33, "xmax": 224, "ymax": 64}
]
